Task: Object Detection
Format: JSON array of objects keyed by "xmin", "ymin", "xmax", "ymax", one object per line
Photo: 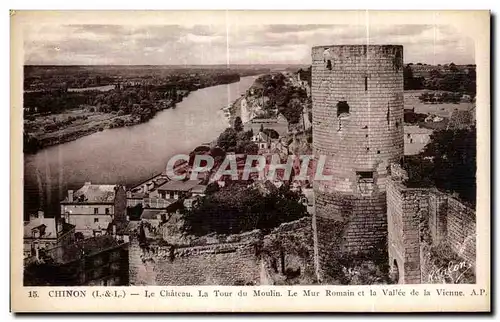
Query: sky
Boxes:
[{"xmin": 23, "ymin": 24, "xmax": 475, "ymax": 65}]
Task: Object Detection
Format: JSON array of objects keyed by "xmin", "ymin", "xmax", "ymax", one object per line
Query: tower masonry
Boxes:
[{"xmin": 311, "ymin": 45, "xmax": 404, "ymax": 280}]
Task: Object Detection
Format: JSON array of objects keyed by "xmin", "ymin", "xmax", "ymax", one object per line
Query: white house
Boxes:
[{"xmin": 251, "ymin": 131, "xmax": 271, "ymax": 150}]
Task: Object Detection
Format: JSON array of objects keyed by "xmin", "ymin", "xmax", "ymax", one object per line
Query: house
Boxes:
[
  {"xmin": 251, "ymin": 131, "xmax": 272, "ymax": 150},
  {"xmin": 183, "ymin": 196, "xmax": 201, "ymax": 211},
  {"xmin": 138, "ymin": 199, "xmax": 184, "ymax": 238},
  {"xmin": 245, "ymin": 113, "xmax": 289, "ymax": 137},
  {"xmin": 155, "ymin": 179, "xmax": 201, "ymax": 200},
  {"xmin": 24, "ymin": 235, "xmax": 129, "ymax": 286},
  {"xmin": 106, "ymin": 220, "xmax": 132, "ymax": 243},
  {"xmin": 191, "ymin": 184, "xmax": 208, "ymax": 197},
  {"xmin": 60, "ymin": 182, "xmax": 127, "ymax": 237},
  {"xmin": 23, "ymin": 211, "xmax": 76, "ymax": 258},
  {"xmin": 126, "ymin": 173, "xmax": 170, "ymax": 208},
  {"xmin": 139, "ymin": 208, "xmax": 169, "ymax": 238}
]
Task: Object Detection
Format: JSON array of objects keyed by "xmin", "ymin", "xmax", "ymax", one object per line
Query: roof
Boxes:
[
  {"xmin": 129, "ymin": 173, "xmax": 169, "ymax": 191},
  {"xmin": 43, "ymin": 235, "xmax": 126, "ymax": 264},
  {"xmin": 156, "ymin": 179, "xmax": 201, "ymax": 192},
  {"xmin": 253, "ymin": 131, "xmax": 270, "ymax": 142},
  {"xmin": 128, "ymin": 176, "xmax": 170, "ymax": 198},
  {"xmin": 191, "ymin": 184, "xmax": 207, "ymax": 194},
  {"xmin": 63, "ymin": 182, "xmax": 117, "ymax": 203},
  {"xmin": 107, "ymin": 220, "xmax": 131, "ymax": 235},
  {"xmin": 140, "ymin": 208, "xmax": 167, "ymax": 220},
  {"xmin": 24, "ymin": 217, "xmax": 57, "ymax": 239}
]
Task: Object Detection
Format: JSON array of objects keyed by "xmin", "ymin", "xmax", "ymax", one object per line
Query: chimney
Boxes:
[
  {"xmin": 84, "ymin": 181, "xmax": 91, "ymax": 186},
  {"xmin": 56, "ymin": 217, "xmax": 63, "ymax": 234},
  {"xmin": 157, "ymin": 214, "xmax": 162, "ymax": 221},
  {"xmin": 68, "ymin": 190, "xmax": 74, "ymax": 202},
  {"xmin": 143, "ymin": 184, "xmax": 148, "ymax": 193},
  {"xmin": 37, "ymin": 210, "xmax": 44, "ymax": 219},
  {"xmin": 126, "ymin": 190, "xmax": 132, "ymax": 198}
]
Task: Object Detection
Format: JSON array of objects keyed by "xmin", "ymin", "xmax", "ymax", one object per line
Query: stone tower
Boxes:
[{"xmin": 311, "ymin": 45, "xmax": 404, "ymax": 281}]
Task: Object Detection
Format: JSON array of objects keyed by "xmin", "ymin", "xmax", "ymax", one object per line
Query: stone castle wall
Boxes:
[
  {"xmin": 129, "ymin": 217, "xmax": 315, "ymax": 286},
  {"xmin": 311, "ymin": 45, "xmax": 404, "ymax": 193},
  {"xmin": 129, "ymin": 238, "xmax": 261, "ymax": 286},
  {"xmin": 386, "ymin": 167, "xmax": 476, "ymax": 284},
  {"xmin": 387, "ymin": 180, "xmax": 429, "ymax": 284},
  {"xmin": 446, "ymin": 197, "xmax": 476, "ymax": 264},
  {"xmin": 261, "ymin": 217, "xmax": 316, "ymax": 285},
  {"xmin": 311, "ymin": 45, "xmax": 404, "ymax": 280}
]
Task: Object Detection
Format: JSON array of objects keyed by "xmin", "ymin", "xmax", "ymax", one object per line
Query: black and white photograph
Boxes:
[{"xmin": 10, "ymin": 9, "xmax": 490, "ymax": 312}]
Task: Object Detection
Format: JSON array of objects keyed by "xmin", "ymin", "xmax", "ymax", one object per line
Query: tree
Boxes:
[
  {"xmin": 182, "ymin": 183, "xmax": 307, "ymax": 236},
  {"xmin": 205, "ymin": 182, "xmax": 220, "ymax": 195},
  {"xmin": 403, "ymin": 127, "xmax": 476, "ymax": 205},
  {"xmin": 280, "ymin": 98, "xmax": 303, "ymax": 124},
  {"xmin": 233, "ymin": 116, "xmax": 243, "ymax": 132},
  {"xmin": 210, "ymin": 146, "xmax": 226, "ymax": 162},
  {"xmin": 217, "ymin": 127, "xmax": 238, "ymax": 151},
  {"xmin": 404, "ymin": 65, "xmax": 422, "ymax": 90},
  {"xmin": 429, "ymin": 69, "xmax": 442, "ymax": 79},
  {"xmin": 262, "ymin": 128, "xmax": 280, "ymax": 139},
  {"xmin": 243, "ymin": 142, "xmax": 259, "ymax": 155},
  {"xmin": 236, "ymin": 130, "xmax": 253, "ymax": 142}
]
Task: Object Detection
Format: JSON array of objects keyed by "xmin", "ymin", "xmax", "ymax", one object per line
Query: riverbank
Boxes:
[
  {"xmin": 23, "ymin": 98, "xmax": 180, "ymax": 154},
  {"xmin": 225, "ymin": 78, "xmax": 264, "ymax": 126},
  {"xmin": 23, "ymin": 78, "xmax": 245, "ymax": 154}
]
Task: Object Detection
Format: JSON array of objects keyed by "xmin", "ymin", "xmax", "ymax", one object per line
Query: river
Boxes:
[
  {"xmin": 67, "ymin": 84, "xmax": 116, "ymax": 92},
  {"xmin": 23, "ymin": 75, "xmax": 258, "ymax": 217}
]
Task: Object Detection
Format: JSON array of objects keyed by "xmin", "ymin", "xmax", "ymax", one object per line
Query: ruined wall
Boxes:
[
  {"xmin": 387, "ymin": 180, "xmax": 428, "ymax": 284},
  {"xmin": 427, "ymin": 191, "xmax": 448, "ymax": 245},
  {"xmin": 386, "ymin": 167, "xmax": 476, "ymax": 284},
  {"xmin": 262, "ymin": 217, "xmax": 316, "ymax": 285},
  {"xmin": 129, "ymin": 217, "xmax": 316, "ymax": 286},
  {"xmin": 153, "ymin": 244, "xmax": 261, "ymax": 285},
  {"xmin": 129, "ymin": 239, "xmax": 261, "ymax": 286},
  {"xmin": 311, "ymin": 45, "xmax": 404, "ymax": 280},
  {"xmin": 446, "ymin": 198, "xmax": 476, "ymax": 264}
]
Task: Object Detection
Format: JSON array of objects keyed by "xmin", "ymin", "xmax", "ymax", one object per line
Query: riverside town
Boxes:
[{"xmin": 21, "ymin": 19, "xmax": 479, "ymax": 292}]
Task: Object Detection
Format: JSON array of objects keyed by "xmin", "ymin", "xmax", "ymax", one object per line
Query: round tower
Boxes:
[{"xmin": 311, "ymin": 45, "xmax": 404, "ymax": 281}]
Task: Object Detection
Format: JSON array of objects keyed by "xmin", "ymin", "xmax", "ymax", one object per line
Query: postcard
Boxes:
[{"xmin": 10, "ymin": 10, "xmax": 490, "ymax": 312}]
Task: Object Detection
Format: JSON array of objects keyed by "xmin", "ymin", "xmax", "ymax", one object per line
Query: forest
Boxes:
[
  {"xmin": 252, "ymin": 73, "xmax": 309, "ymax": 124},
  {"xmin": 24, "ymin": 72, "xmax": 241, "ymax": 116},
  {"xmin": 403, "ymin": 63, "xmax": 476, "ymax": 97}
]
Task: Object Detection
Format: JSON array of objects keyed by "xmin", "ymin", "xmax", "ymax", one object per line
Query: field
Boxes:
[{"xmin": 404, "ymin": 90, "xmax": 474, "ymax": 118}]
